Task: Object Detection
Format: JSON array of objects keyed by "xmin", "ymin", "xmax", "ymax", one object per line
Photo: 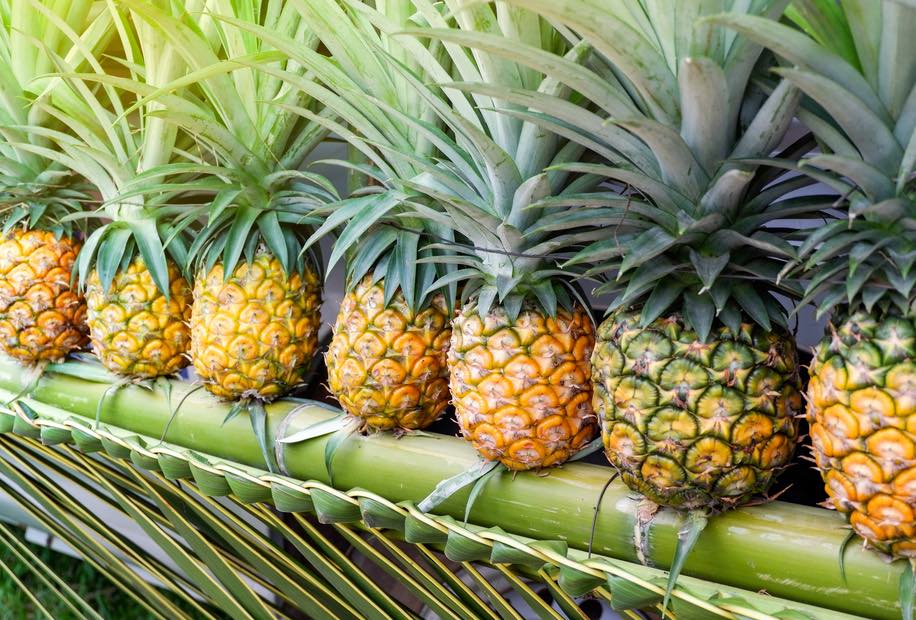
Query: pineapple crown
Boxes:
[
  {"xmin": 223, "ymin": 0, "xmax": 479, "ymax": 315},
  {"xmin": 0, "ymin": 0, "xmax": 107, "ymax": 238},
  {"xmin": 294, "ymin": 0, "xmax": 607, "ymax": 320},
  {"xmin": 466, "ymin": 0, "xmax": 839, "ymax": 341},
  {"xmin": 714, "ymin": 0, "xmax": 916, "ymax": 321},
  {"xmin": 16, "ymin": 2, "xmax": 221, "ymax": 298},
  {"xmin": 111, "ymin": 0, "xmax": 339, "ymax": 283},
  {"xmin": 0, "ymin": 174, "xmax": 93, "ymax": 240}
]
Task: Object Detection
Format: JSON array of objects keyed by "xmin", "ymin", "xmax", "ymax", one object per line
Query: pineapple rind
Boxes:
[
  {"xmin": 593, "ymin": 311, "xmax": 802, "ymax": 510},
  {"xmin": 808, "ymin": 312, "xmax": 916, "ymax": 558},
  {"xmin": 87, "ymin": 257, "xmax": 191, "ymax": 378},
  {"xmin": 327, "ymin": 277, "xmax": 451, "ymax": 431},
  {"xmin": 0, "ymin": 229, "xmax": 88, "ymax": 363},
  {"xmin": 449, "ymin": 301, "xmax": 597, "ymax": 470},
  {"xmin": 192, "ymin": 252, "xmax": 322, "ymax": 401}
]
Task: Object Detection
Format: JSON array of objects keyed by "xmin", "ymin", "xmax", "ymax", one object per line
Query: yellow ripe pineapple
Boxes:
[
  {"xmin": 0, "ymin": 0, "xmax": 108, "ymax": 366},
  {"xmin": 450, "ymin": 301, "xmax": 595, "ymax": 470},
  {"xmin": 326, "ymin": 276, "xmax": 451, "ymax": 431},
  {"xmin": 86, "ymin": 256, "xmax": 191, "ymax": 378},
  {"xmin": 717, "ymin": 0, "xmax": 916, "ymax": 558},
  {"xmin": 0, "ymin": 228, "xmax": 87, "ymax": 363},
  {"xmin": 192, "ymin": 251, "xmax": 322, "ymax": 401},
  {"xmin": 808, "ymin": 315, "xmax": 916, "ymax": 557},
  {"xmin": 32, "ymin": 4, "xmax": 203, "ymax": 380},
  {"xmin": 116, "ymin": 1, "xmax": 341, "ymax": 404},
  {"xmin": 275, "ymin": 1, "xmax": 462, "ymax": 432}
]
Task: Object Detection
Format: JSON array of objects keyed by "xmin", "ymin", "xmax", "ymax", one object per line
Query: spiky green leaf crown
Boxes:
[
  {"xmin": 715, "ymin": 0, "xmax": 916, "ymax": 321},
  {"xmin": 462, "ymin": 0, "xmax": 838, "ymax": 340},
  {"xmin": 111, "ymin": 0, "xmax": 340, "ymax": 283},
  {"xmin": 0, "ymin": 0, "xmax": 107, "ymax": 238},
  {"xmin": 279, "ymin": 0, "xmax": 607, "ymax": 320},
  {"xmin": 227, "ymin": 0, "xmax": 467, "ymax": 314},
  {"xmin": 16, "ymin": 2, "xmax": 220, "ymax": 298}
]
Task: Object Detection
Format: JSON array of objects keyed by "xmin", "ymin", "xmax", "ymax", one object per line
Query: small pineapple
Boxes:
[
  {"xmin": 192, "ymin": 251, "xmax": 321, "ymax": 401},
  {"xmin": 0, "ymin": 1, "xmax": 105, "ymax": 365},
  {"xmin": 718, "ymin": 0, "xmax": 916, "ymax": 556},
  {"xmin": 0, "ymin": 228, "xmax": 87, "ymax": 363},
  {"xmin": 33, "ymin": 6, "xmax": 202, "ymax": 380},
  {"xmin": 116, "ymin": 1, "xmax": 340, "ymax": 402},
  {"xmin": 326, "ymin": 276, "xmax": 451, "ymax": 431},
  {"xmin": 275, "ymin": 2, "xmax": 462, "ymax": 429},
  {"xmin": 450, "ymin": 301, "xmax": 595, "ymax": 470},
  {"xmin": 86, "ymin": 256, "xmax": 191, "ymax": 378}
]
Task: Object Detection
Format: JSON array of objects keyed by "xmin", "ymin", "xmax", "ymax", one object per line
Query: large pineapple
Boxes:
[
  {"xmin": 594, "ymin": 312, "xmax": 801, "ymax": 508},
  {"xmin": 719, "ymin": 1, "xmax": 916, "ymax": 555},
  {"xmin": 122, "ymin": 2, "xmax": 334, "ymax": 401},
  {"xmin": 326, "ymin": 277, "xmax": 451, "ymax": 431},
  {"xmin": 490, "ymin": 0, "xmax": 819, "ymax": 501}
]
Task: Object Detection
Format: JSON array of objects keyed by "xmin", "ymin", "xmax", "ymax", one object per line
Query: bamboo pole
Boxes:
[{"xmin": 0, "ymin": 358, "xmax": 903, "ymax": 619}]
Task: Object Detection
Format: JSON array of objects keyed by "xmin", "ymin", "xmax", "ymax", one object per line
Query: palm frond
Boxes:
[{"xmin": 0, "ymin": 357, "xmax": 878, "ymax": 620}]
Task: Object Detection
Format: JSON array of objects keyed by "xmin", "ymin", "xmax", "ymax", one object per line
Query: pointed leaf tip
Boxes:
[
  {"xmin": 663, "ymin": 510, "xmax": 708, "ymax": 616},
  {"xmin": 418, "ymin": 459, "xmax": 500, "ymax": 514}
]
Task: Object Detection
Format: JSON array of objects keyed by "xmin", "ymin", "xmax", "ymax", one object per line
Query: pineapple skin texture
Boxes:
[
  {"xmin": 593, "ymin": 311, "xmax": 801, "ymax": 510},
  {"xmin": 808, "ymin": 312, "xmax": 916, "ymax": 558},
  {"xmin": 449, "ymin": 301, "xmax": 597, "ymax": 470},
  {"xmin": 87, "ymin": 257, "xmax": 191, "ymax": 378},
  {"xmin": 0, "ymin": 229, "xmax": 88, "ymax": 363},
  {"xmin": 191, "ymin": 252, "xmax": 321, "ymax": 401},
  {"xmin": 326, "ymin": 277, "xmax": 451, "ymax": 431}
]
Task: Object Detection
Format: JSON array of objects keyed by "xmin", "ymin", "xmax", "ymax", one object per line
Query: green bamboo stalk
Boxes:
[{"xmin": 0, "ymin": 358, "xmax": 902, "ymax": 619}]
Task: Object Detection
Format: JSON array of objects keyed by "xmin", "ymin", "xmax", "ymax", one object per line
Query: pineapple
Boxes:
[
  {"xmin": 274, "ymin": 0, "xmax": 461, "ymax": 429},
  {"xmin": 120, "ymin": 1, "xmax": 334, "ymax": 401},
  {"xmin": 86, "ymin": 256, "xmax": 190, "ymax": 378},
  {"xmin": 0, "ymin": 226, "xmax": 87, "ymax": 364},
  {"xmin": 31, "ymin": 5, "xmax": 200, "ymax": 380},
  {"xmin": 593, "ymin": 312, "xmax": 800, "ymax": 508},
  {"xmin": 375, "ymin": 2, "xmax": 603, "ymax": 469},
  {"xmin": 488, "ymin": 0, "xmax": 817, "ymax": 502},
  {"xmin": 0, "ymin": 0, "xmax": 111, "ymax": 364},
  {"xmin": 718, "ymin": 0, "xmax": 916, "ymax": 554},
  {"xmin": 809, "ymin": 314, "xmax": 916, "ymax": 557},
  {"xmin": 36, "ymin": 5, "xmax": 201, "ymax": 380},
  {"xmin": 83, "ymin": 254, "xmax": 191, "ymax": 379},
  {"xmin": 326, "ymin": 277, "xmax": 451, "ymax": 431},
  {"xmin": 450, "ymin": 301, "xmax": 595, "ymax": 470},
  {"xmin": 192, "ymin": 251, "xmax": 322, "ymax": 401}
]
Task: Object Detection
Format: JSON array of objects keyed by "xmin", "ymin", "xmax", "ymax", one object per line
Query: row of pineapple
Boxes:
[{"xmin": 0, "ymin": 0, "xmax": 913, "ymax": 562}]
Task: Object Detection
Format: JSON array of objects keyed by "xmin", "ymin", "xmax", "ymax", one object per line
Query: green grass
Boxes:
[{"xmin": 0, "ymin": 527, "xmax": 159, "ymax": 620}]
